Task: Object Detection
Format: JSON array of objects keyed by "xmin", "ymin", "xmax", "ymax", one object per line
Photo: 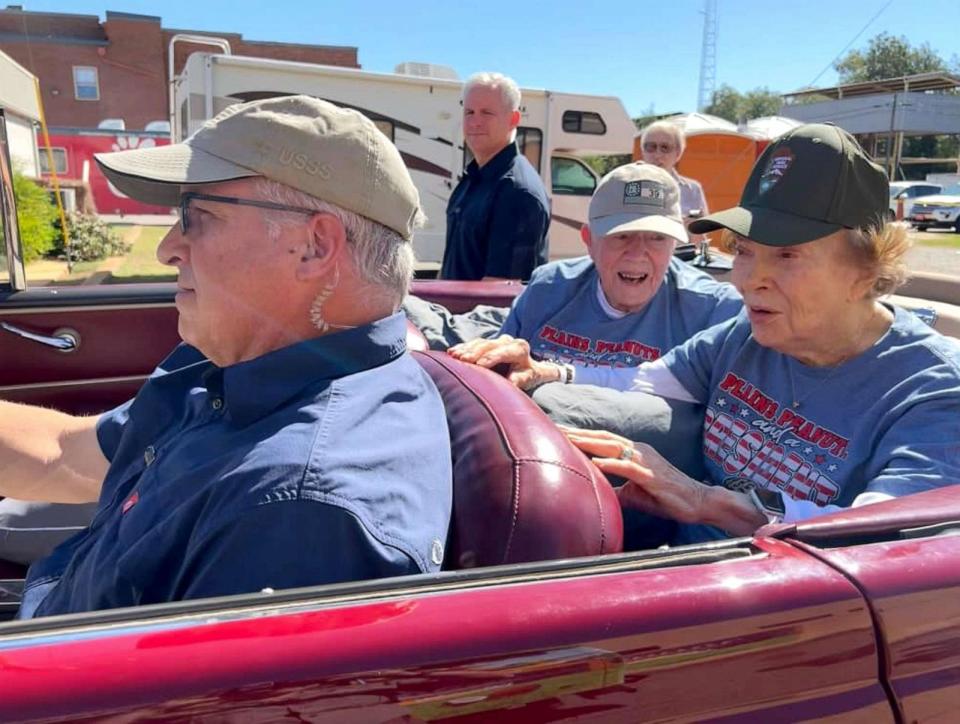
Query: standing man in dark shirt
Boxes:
[{"xmin": 441, "ymin": 72, "xmax": 551, "ymax": 281}]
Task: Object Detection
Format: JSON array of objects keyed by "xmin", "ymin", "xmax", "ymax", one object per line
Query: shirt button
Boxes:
[
  {"xmin": 144, "ymin": 446, "xmax": 156, "ymax": 466},
  {"xmin": 211, "ymin": 398, "xmax": 223, "ymax": 411}
]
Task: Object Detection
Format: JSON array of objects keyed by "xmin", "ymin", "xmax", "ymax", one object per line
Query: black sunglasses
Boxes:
[{"xmin": 178, "ymin": 192, "xmax": 319, "ymax": 234}]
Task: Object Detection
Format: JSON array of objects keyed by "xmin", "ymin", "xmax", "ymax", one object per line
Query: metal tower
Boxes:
[{"xmin": 697, "ymin": 0, "xmax": 718, "ymax": 111}]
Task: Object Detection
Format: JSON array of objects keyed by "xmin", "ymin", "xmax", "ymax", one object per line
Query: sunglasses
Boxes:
[
  {"xmin": 642, "ymin": 142, "xmax": 675, "ymax": 154},
  {"xmin": 178, "ymin": 192, "xmax": 318, "ymax": 234}
]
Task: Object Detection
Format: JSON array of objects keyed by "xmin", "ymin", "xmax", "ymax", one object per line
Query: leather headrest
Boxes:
[{"xmin": 414, "ymin": 351, "xmax": 623, "ymax": 568}]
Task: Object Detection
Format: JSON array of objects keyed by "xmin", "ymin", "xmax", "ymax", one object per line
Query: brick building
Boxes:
[{"xmin": 0, "ymin": 6, "xmax": 359, "ymax": 131}]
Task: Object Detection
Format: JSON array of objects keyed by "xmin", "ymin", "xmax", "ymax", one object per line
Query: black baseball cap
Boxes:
[{"xmin": 689, "ymin": 123, "xmax": 889, "ymax": 246}]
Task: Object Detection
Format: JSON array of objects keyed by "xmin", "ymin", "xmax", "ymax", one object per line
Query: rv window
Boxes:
[
  {"xmin": 561, "ymin": 111, "xmax": 606, "ymax": 135},
  {"xmin": 38, "ymin": 148, "xmax": 68, "ymax": 175},
  {"xmin": 373, "ymin": 120, "xmax": 395, "ymax": 143},
  {"xmin": 551, "ymin": 157, "xmax": 597, "ymax": 196},
  {"xmin": 516, "ymin": 127, "xmax": 543, "ymax": 173},
  {"xmin": 73, "ymin": 67, "xmax": 100, "ymax": 102}
]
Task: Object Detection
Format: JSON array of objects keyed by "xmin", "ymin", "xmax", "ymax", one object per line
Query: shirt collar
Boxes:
[
  {"xmin": 218, "ymin": 312, "xmax": 408, "ymax": 426},
  {"xmin": 468, "ymin": 142, "xmax": 519, "ymax": 180}
]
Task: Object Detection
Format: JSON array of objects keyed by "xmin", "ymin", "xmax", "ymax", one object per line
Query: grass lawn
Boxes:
[
  {"xmin": 910, "ymin": 230, "xmax": 960, "ymax": 250},
  {"xmin": 105, "ymin": 224, "xmax": 176, "ymax": 284}
]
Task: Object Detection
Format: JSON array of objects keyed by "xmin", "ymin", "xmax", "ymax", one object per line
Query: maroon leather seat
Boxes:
[{"xmin": 413, "ymin": 351, "xmax": 623, "ymax": 569}]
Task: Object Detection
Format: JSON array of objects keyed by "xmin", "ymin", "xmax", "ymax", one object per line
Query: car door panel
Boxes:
[
  {"xmin": 796, "ymin": 533, "xmax": 960, "ymax": 723},
  {"xmin": 0, "ymin": 539, "xmax": 893, "ymax": 722},
  {"xmin": 0, "ymin": 285, "xmax": 180, "ymax": 414}
]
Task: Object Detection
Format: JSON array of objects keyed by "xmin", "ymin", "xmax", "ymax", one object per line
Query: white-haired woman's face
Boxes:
[
  {"xmin": 730, "ymin": 231, "xmax": 875, "ymax": 364},
  {"xmin": 641, "ymin": 131, "xmax": 682, "ymax": 172}
]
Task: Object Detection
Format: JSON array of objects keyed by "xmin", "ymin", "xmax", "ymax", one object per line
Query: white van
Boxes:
[
  {"xmin": 172, "ymin": 52, "xmax": 637, "ymax": 266},
  {"xmin": 889, "ymin": 181, "xmax": 943, "ymax": 219}
]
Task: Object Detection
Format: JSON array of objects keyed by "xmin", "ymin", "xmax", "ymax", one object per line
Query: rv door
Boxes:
[{"xmin": 0, "ymin": 110, "xmax": 26, "ymax": 291}]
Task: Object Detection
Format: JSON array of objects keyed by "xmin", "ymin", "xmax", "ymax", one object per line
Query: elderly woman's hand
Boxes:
[
  {"xmin": 448, "ymin": 336, "xmax": 562, "ymax": 390},
  {"xmin": 561, "ymin": 426, "xmax": 711, "ymax": 524},
  {"xmin": 562, "ymin": 426, "xmax": 770, "ymax": 534}
]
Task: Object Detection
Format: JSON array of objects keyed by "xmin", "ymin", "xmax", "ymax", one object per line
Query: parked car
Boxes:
[
  {"xmin": 2, "ymin": 109, "xmax": 960, "ymax": 723},
  {"xmin": 889, "ymin": 181, "xmax": 942, "ymax": 219},
  {"xmin": 908, "ymin": 184, "xmax": 960, "ymax": 232}
]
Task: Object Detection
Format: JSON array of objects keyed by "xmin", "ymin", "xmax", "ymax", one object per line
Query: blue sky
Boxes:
[{"xmin": 14, "ymin": 0, "xmax": 960, "ymax": 116}]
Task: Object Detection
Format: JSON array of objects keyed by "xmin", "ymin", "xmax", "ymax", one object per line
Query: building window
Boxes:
[
  {"xmin": 38, "ymin": 147, "xmax": 68, "ymax": 174},
  {"xmin": 561, "ymin": 110, "xmax": 606, "ymax": 135},
  {"xmin": 73, "ymin": 66, "xmax": 100, "ymax": 101}
]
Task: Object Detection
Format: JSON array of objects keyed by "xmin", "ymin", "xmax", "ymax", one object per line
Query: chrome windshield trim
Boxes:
[{"xmin": 0, "ymin": 374, "xmax": 148, "ymax": 392}]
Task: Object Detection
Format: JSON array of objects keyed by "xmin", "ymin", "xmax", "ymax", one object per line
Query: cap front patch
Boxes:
[
  {"xmin": 759, "ymin": 148, "xmax": 794, "ymax": 195},
  {"xmin": 623, "ymin": 180, "xmax": 666, "ymax": 209}
]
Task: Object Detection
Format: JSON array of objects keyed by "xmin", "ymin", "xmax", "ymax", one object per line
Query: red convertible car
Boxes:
[{"xmin": 1, "ymin": 113, "xmax": 960, "ymax": 722}]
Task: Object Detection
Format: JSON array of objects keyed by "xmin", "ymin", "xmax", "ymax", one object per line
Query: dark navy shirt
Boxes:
[
  {"xmin": 441, "ymin": 142, "xmax": 550, "ymax": 281},
  {"xmin": 20, "ymin": 313, "xmax": 452, "ymax": 618}
]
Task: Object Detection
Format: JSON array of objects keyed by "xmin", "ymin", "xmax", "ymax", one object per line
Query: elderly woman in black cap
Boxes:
[{"xmin": 527, "ymin": 123, "xmax": 960, "ymax": 542}]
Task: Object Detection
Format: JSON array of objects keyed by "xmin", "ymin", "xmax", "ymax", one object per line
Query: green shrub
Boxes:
[
  {"xmin": 54, "ymin": 212, "xmax": 131, "ymax": 262},
  {"xmin": 12, "ymin": 171, "xmax": 58, "ymax": 262}
]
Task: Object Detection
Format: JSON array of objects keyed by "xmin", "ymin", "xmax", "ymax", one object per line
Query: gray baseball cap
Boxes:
[
  {"xmin": 588, "ymin": 162, "xmax": 687, "ymax": 241},
  {"xmin": 95, "ymin": 95, "xmax": 422, "ymax": 240}
]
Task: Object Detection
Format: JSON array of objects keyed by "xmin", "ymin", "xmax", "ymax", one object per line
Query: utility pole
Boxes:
[{"xmin": 697, "ymin": 0, "xmax": 719, "ymax": 112}]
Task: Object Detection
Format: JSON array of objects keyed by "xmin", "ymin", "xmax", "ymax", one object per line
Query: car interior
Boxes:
[{"xmin": 1, "ymin": 110, "xmax": 958, "ymax": 628}]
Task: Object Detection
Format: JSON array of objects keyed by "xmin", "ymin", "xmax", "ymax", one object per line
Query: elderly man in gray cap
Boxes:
[{"xmin": 0, "ymin": 96, "xmax": 452, "ymax": 619}]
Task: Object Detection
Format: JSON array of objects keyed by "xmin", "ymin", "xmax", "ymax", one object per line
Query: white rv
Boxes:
[
  {"xmin": 0, "ymin": 49, "xmax": 41, "ymax": 178},
  {"xmin": 172, "ymin": 52, "xmax": 637, "ymax": 265}
]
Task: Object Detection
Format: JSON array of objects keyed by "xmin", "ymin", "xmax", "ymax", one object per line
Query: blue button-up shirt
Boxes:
[
  {"xmin": 21, "ymin": 313, "xmax": 452, "ymax": 618},
  {"xmin": 441, "ymin": 142, "xmax": 550, "ymax": 281}
]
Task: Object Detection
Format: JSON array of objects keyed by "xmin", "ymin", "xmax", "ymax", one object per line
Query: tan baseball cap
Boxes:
[
  {"xmin": 95, "ymin": 95, "xmax": 422, "ymax": 240},
  {"xmin": 588, "ymin": 162, "xmax": 687, "ymax": 242}
]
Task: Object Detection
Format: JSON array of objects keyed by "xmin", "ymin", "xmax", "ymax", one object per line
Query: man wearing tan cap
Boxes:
[
  {"xmin": 0, "ymin": 95, "xmax": 452, "ymax": 619},
  {"xmin": 449, "ymin": 162, "xmax": 741, "ymax": 388}
]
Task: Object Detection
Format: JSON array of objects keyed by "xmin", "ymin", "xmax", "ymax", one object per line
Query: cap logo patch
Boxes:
[
  {"xmin": 623, "ymin": 180, "xmax": 666, "ymax": 208},
  {"xmin": 759, "ymin": 149, "xmax": 794, "ymax": 194}
]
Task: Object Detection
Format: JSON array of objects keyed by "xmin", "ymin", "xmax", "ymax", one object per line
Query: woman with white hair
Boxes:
[{"xmin": 640, "ymin": 120, "xmax": 709, "ymax": 223}]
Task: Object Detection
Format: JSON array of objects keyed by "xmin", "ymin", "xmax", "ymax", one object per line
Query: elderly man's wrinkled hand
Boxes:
[
  {"xmin": 561, "ymin": 427, "xmax": 709, "ymax": 524},
  {"xmin": 448, "ymin": 336, "xmax": 561, "ymax": 390}
]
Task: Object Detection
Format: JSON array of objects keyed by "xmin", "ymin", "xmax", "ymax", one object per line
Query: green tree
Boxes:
[
  {"xmin": 704, "ymin": 84, "xmax": 743, "ymax": 122},
  {"xmin": 740, "ymin": 88, "xmax": 783, "ymax": 120},
  {"xmin": 704, "ymin": 85, "xmax": 782, "ymax": 123},
  {"xmin": 12, "ymin": 171, "xmax": 57, "ymax": 262},
  {"xmin": 834, "ymin": 32, "xmax": 948, "ymax": 83}
]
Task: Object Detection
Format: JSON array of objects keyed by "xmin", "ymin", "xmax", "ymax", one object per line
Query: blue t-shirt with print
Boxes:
[
  {"xmin": 663, "ymin": 306, "xmax": 960, "ymax": 542},
  {"xmin": 499, "ymin": 256, "xmax": 742, "ymax": 367}
]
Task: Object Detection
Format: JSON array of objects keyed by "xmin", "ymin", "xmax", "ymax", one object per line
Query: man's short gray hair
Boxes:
[
  {"xmin": 463, "ymin": 72, "xmax": 522, "ymax": 112},
  {"xmin": 254, "ymin": 178, "xmax": 419, "ymax": 310},
  {"xmin": 641, "ymin": 120, "xmax": 686, "ymax": 155}
]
